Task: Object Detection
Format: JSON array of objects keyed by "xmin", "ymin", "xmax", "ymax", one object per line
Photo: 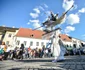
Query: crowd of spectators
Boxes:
[
  {"xmin": 0, "ymin": 41, "xmax": 85, "ymax": 61},
  {"xmin": 0, "ymin": 42, "xmax": 52, "ymax": 60}
]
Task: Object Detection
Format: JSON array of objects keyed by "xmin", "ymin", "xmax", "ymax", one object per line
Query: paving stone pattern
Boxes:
[{"xmin": 0, "ymin": 55, "xmax": 85, "ymax": 70}]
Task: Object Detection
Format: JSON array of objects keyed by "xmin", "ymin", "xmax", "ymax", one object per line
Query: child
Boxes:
[
  {"xmin": 0, "ymin": 46, "xmax": 4, "ymax": 55},
  {"xmin": 0, "ymin": 46, "xmax": 4, "ymax": 60}
]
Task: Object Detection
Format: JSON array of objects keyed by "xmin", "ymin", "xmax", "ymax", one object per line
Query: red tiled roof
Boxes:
[
  {"xmin": 59, "ymin": 34, "xmax": 72, "ymax": 42},
  {"xmin": 16, "ymin": 28, "xmax": 72, "ymax": 42},
  {"xmin": 16, "ymin": 28, "xmax": 45, "ymax": 39}
]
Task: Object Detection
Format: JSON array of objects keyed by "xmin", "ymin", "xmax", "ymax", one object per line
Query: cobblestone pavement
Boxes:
[{"xmin": 0, "ymin": 55, "xmax": 85, "ymax": 70}]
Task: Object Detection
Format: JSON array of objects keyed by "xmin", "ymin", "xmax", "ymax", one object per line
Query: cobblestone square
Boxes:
[{"xmin": 0, "ymin": 55, "xmax": 85, "ymax": 70}]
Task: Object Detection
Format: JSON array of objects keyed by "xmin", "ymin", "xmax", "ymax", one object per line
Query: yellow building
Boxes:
[{"xmin": 0, "ymin": 26, "xmax": 19, "ymax": 46}]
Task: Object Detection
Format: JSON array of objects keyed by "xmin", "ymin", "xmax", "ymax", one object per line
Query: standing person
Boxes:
[
  {"xmin": 73, "ymin": 47, "xmax": 76, "ymax": 55},
  {"xmin": 42, "ymin": 45, "xmax": 45, "ymax": 58},
  {"xmin": 24, "ymin": 49, "xmax": 28, "ymax": 58},
  {"xmin": 28, "ymin": 46, "xmax": 31, "ymax": 58},
  {"xmin": 19, "ymin": 43, "xmax": 25, "ymax": 59},
  {"xmin": 0, "ymin": 42, "xmax": 8, "ymax": 60},
  {"xmin": 5, "ymin": 45, "xmax": 11, "ymax": 59},
  {"xmin": 0, "ymin": 46, "xmax": 4, "ymax": 55},
  {"xmin": 48, "ymin": 48, "xmax": 51, "ymax": 57},
  {"xmin": 0, "ymin": 46, "xmax": 4, "ymax": 60},
  {"xmin": 12, "ymin": 47, "xmax": 18, "ymax": 60}
]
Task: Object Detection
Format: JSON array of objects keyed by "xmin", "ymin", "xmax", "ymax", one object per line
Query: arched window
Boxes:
[
  {"xmin": 67, "ymin": 44, "xmax": 68, "ymax": 47},
  {"xmin": 73, "ymin": 44, "xmax": 76, "ymax": 48},
  {"xmin": 30, "ymin": 41, "xmax": 33, "ymax": 46}
]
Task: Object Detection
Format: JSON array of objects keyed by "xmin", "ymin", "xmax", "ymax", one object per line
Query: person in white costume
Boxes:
[
  {"xmin": 51, "ymin": 29, "xmax": 66, "ymax": 62},
  {"xmin": 52, "ymin": 36, "xmax": 66, "ymax": 62}
]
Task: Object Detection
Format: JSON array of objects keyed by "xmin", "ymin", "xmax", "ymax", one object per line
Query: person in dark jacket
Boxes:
[{"xmin": 19, "ymin": 43, "xmax": 24, "ymax": 59}]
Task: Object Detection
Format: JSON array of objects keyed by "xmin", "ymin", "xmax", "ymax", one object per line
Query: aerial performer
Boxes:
[
  {"xmin": 33, "ymin": 4, "xmax": 74, "ymax": 62},
  {"xmin": 42, "ymin": 4, "xmax": 74, "ymax": 32},
  {"xmin": 42, "ymin": 5, "xmax": 74, "ymax": 62},
  {"xmin": 33, "ymin": 5, "xmax": 74, "ymax": 31}
]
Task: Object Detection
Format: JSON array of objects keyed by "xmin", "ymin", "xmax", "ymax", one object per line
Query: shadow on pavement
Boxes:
[
  {"xmin": 14, "ymin": 59, "xmax": 53, "ymax": 63},
  {"xmin": 13, "ymin": 58, "xmax": 66, "ymax": 63}
]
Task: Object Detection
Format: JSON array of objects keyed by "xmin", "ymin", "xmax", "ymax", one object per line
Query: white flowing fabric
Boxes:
[
  {"xmin": 52, "ymin": 29, "xmax": 66, "ymax": 60},
  {"xmin": 43, "ymin": 28, "xmax": 66, "ymax": 61}
]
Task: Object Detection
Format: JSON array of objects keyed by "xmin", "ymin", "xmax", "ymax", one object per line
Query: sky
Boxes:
[{"xmin": 0, "ymin": 0, "xmax": 85, "ymax": 41}]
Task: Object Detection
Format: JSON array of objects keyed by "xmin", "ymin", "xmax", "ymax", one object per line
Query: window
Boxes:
[
  {"xmin": 70, "ymin": 45, "xmax": 71, "ymax": 47},
  {"xmin": 30, "ymin": 34, "xmax": 34, "ymax": 37},
  {"xmin": 67, "ymin": 45, "xmax": 68, "ymax": 47},
  {"xmin": 36, "ymin": 42, "xmax": 39, "ymax": 46},
  {"xmin": 73, "ymin": 41, "xmax": 76, "ymax": 43},
  {"xmin": 24, "ymin": 41, "xmax": 27, "ymax": 46},
  {"xmin": 6, "ymin": 41, "xmax": 9, "ymax": 45},
  {"xmin": 81, "ymin": 43, "xmax": 84, "ymax": 47},
  {"xmin": 16, "ymin": 40, "xmax": 20, "ymax": 45},
  {"xmin": 30, "ymin": 41, "xmax": 33, "ymax": 46},
  {"xmin": 73, "ymin": 44, "xmax": 76, "ymax": 48},
  {"xmin": 64, "ymin": 38, "xmax": 66, "ymax": 40},
  {"xmin": 41, "ymin": 42, "xmax": 44, "ymax": 46},
  {"xmin": 8, "ymin": 34, "xmax": 12, "ymax": 37},
  {"xmin": 68, "ymin": 36, "xmax": 72, "ymax": 39}
]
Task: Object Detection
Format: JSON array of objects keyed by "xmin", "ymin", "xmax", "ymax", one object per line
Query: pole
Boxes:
[{"xmin": 32, "ymin": 25, "xmax": 44, "ymax": 30}]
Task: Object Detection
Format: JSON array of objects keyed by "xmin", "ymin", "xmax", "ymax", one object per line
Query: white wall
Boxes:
[
  {"xmin": 72, "ymin": 38, "xmax": 82, "ymax": 48},
  {"xmin": 63, "ymin": 41, "xmax": 73, "ymax": 47},
  {"xmin": 15, "ymin": 37, "xmax": 49, "ymax": 49}
]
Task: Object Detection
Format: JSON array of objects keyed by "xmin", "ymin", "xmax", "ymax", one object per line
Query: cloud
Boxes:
[
  {"xmin": 74, "ymin": 4, "xmax": 77, "ymax": 10},
  {"xmin": 43, "ymin": 4, "xmax": 48, "ymax": 8},
  {"xmin": 63, "ymin": 0, "xmax": 74, "ymax": 11},
  {"xmin": 30, "ymin": 13, "xmax": 39, "ymax": 18},
  {"xmin": 33, "ymin": 23, "xmax": 42, "ymax": 30},
  {"xmin": 64, "ymin": 26, "xmax": 75, "ymax": 33},
  {"xmin": 78, "ymin": 8, "xmax": 85, "ymax": 13},
  {"xmin": 33, "ymin": 8, "xmax": 40, "ymax": 14},
  {"xmin": 42, "ymin": 11, "xmax": 51, "ymax": 21},
  {"xmin": 62, "ymin": 0, "xmax": 84, "ymax": 26},
  {"xmin": 29, "ymin": 19, "xmax": 43, "ymax": 30},
  {"xmin": 30, "ymin": 4, "xmax": 49, "ymax": 19},
  {"xmin": 66, "ymin": 33, "xmax": 70, "ymax": 36},
  {"xmin": 67, "ymin": 14, "xmax": 80, "ymax": 25},
  {"xmin": 30, "ymin": 7, "xmax": 40, "ymax": 19},
  {"xmin": 39, "ymin": 6, "xmax": 44, "ymax": 11},
  {"xmin": 29, "ymin": 19, "xmax": 39, "ymax": 23},
  {"xmin": 27, "ymin": 22, "xmax": 30, "ymax": 25},
  {"xmin": 33, "ymin": 22, "xmax": 40, "ymax": 27},
  {"xmin": 29, "ymin": 4, "xmax": 49, "ymax": 29},
  {"xmin": 45, "ymin": 11, "xmax": 51, "ymax": 16},
  {"xmin": 66, "ymin": 7, "xmax": 85, "ymax": 25}
]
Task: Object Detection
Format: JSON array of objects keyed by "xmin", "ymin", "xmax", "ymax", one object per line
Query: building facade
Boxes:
[
  {"xmin": 14, "ymin": 28, "xmax": 49, "ymax": 49},
  {"xmin": 0, "ymin": 26, "xmax": 19, "ymax": 46},
  {"xmin": 0, "ymin": 26, "xmax": 85, "ymax": 50}
]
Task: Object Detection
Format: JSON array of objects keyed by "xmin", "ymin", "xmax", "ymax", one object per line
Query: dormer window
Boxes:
[
  {"xmin": 30, "ymin": 34, "xmax": 34, "ymax": 37},
  {"xmin": 31, "ymin": 34, "xmax": 34, "ymax": 37},
  {"xmin": 64, "ymin": 38, "xmax": 66, "ymax": 40}
]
